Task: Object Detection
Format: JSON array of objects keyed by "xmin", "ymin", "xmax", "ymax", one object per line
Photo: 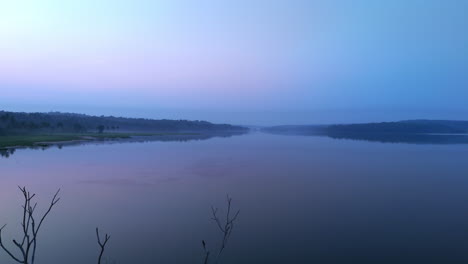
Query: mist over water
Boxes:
[
  {"xmin": 1, "ymin": 1, "xmax": 467, "ymax": 263},
  {"xmin": 2, "ymin": 132, "xmax": 468, "ymax": 263}
]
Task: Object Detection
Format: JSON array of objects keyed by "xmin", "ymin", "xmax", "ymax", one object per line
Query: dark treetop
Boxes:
[{"xmin": 0, "ymin": 111, "xmax": 248, "ymax": 135}]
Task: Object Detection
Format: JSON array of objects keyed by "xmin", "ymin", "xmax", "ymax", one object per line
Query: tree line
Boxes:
[{"xmin": 0, "ymin": 111, "xmax": 247, "ymax": 135}]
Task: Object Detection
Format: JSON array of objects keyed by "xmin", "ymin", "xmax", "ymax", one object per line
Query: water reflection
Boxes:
[
  {"xmin": 0, "ymin": 148, "xmax": 15, "ymax": 158},
  {"xmin": 3, "ymin": 133, "xmax": 468, "ymax": 263},
  {"xmin": 326, "ymin": 133, "xmax": 468, "ymax": 144},
  {"xmin": 0, "ymin": 132, "xmax": 247, "ymax": 158},
  {"xmin": 262, "ymin": 130, "xmax": 468, "ymax": 145}
]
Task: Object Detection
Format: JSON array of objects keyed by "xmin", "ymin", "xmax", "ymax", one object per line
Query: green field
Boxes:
[{"xmin": 0, "ymin": 132, "xmax": 200, "ymax": 149}]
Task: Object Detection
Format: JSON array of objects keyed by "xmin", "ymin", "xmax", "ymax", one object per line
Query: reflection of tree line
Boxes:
[
  {"xmin": 0, "ymin": 132, "xmax": 247, "ymax": 159},
  {"xmin": 263, "ymin": 127, "xmax": 468, "ymax": 145},
  {"xmin": 0, "ymin": 149, "xmax": 15, "ymax": 158},
  {"xmin": 326, "ymin": 133, "xmax": 468, "ymax": 144},
  {"xmin": 0, "ymin": 188, "xmax": 239, "ymax": 264}
]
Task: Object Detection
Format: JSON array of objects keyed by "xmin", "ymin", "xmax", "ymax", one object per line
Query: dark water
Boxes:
[{"xmin": 2, "ymin": 132, "xmax": 468, "ymax": 263}]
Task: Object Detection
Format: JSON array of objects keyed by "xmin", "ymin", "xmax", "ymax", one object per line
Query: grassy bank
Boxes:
[
  {"xmin": 0, "ymin": 132, "xmax": 200, "ymax": 149},
  {"xmin": 0, "ymin": 135, "xmax": 82, "ymax": 148}
]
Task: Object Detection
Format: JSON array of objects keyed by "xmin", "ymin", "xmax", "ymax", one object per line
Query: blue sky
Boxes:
[{"xmin": 1, "ymin": 0, "xmax": 467, "ymax": 125}]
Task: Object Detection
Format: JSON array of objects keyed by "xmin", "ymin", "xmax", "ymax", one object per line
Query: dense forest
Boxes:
[{"xmin": 0, "ymin": 111, "xmax": 248, "ymax": 135}]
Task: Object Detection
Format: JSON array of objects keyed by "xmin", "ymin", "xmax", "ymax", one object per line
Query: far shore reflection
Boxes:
[
  {"xmin": 0, "ymin": 132, "xmax": 247, "ymax": 158},
  {"xmin": 262, "ymin": 130, "xmax": 468, "ymax": 145},
  {"xmin": 326, "ymin": 133, "xmax": 468, "ymax": 144}
]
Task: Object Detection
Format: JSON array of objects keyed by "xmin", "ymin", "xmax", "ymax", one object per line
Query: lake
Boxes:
[{"xmin": 1, "ymin": 132, "xmax": 468, "ymax": 264}]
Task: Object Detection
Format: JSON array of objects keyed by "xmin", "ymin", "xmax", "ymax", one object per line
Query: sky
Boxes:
[{"xmin": 0, "ymin": 0, "xmax": 467, "ymax": 125}]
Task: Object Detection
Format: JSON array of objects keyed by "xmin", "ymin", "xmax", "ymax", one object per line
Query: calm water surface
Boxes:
[{"xmin": 2, "ymin": 132, "xmax": 468, "ymax": 263}]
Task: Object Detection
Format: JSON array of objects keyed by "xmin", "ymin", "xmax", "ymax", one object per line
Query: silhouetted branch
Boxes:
[
  {"xmin": 203, "ymin": 195, "xmax": 240, "ymax": 264},
  {"xmin": 96, "ymin": 227, "xmax": 110, "ymax": 264},
  {"xmin": 0, "ymin": 224, "xmax": 24, "ymax": 263},
  {"xmin": 30, "ymin": 189, "xmax": 60, "ymax": 264},
  {"xmin": 0, "ymin": 187, "xmax": 60, "ymax": 264},
  {"xmin": 202, "ymin": 240, "xmax": 210, "ymax": 264}
]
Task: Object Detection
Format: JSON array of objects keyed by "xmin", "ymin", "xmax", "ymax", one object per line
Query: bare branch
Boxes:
[
  {"xmin": 35, "ymin": 189, "xmax": 61, "ymax": 235},
  {"xmin": 203, "ymin": 195, "xmax": 240, "ymax": 264},
  {"xmin": 0, "ymin": 224, "xmax": 24, "ymax": 263},
  {"xmin": 96, "ymin": 228, "xmax": 111, "ymax": 264},
  {"xmin": 202, "ymin": 240, "xmax": 210, "ymax": 264},
  {"xmin": 0, "ymin": 187, "xmax": 60, "ymax": 264}
]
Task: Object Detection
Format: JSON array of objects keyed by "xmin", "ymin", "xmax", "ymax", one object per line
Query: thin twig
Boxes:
[
  {"xmin": 96, "ymin": 227, "xmax": 110, "ymax": 264},
  {"xmin": 0, "ymin": 187, "xmax": 60, "ymax": 264},
  {"xmin": 0, "ymin": 224, "xmax": 24, "ymax": 263},
  {"xmin": 203, "ymin": 195, "xmax": 240, "ymax": 264},
  {"xmin": 202, "ymin": 240, "xmax": 210, "ymax": 264}
]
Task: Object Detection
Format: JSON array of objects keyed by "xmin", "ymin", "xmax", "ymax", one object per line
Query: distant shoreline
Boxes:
[
  {"xmin": 262, "ymin": 120, "xmax": 468, "ymax": 144},
  {"xmin": 0, "ymin": 110, "xmax": 249, "ymax": 139},
  {"xmin": 263, "ymin": 120, "xmax": 468, "ymax": 135},
  {"xmin": 0, "ymin": 132, "xmax": 203, "ymax": 149}
]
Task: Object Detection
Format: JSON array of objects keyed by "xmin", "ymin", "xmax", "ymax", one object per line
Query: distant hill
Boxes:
[
  {"xmin": 264, "ymin": 120, "xmax": 468, "ymax": 135},
  {"xmin": 0, "ymin": 111, "xmax": 248, "ymax": 135}
]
